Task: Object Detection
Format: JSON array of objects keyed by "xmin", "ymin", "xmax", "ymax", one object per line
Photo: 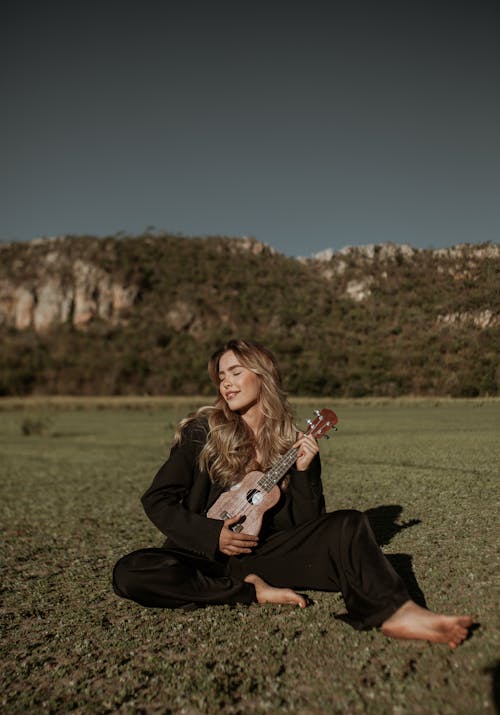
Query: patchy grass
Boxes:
[{"xmin": 0, "ymin": 402, "xmax": 498, "ymax": 714}]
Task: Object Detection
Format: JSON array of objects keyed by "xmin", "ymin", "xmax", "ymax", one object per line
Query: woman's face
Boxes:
[{"xmin": 218, "ymin": 350, "xmax": 261, "ymax": 413}]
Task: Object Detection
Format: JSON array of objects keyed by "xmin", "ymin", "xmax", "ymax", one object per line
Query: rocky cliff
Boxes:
[
  {"xmin": 0, "ymin": 243, "xmax": 138, "ymax": 332},
  {"xmin": 0, "ymin": 234, "xmax": 498, "ymax": 396}
]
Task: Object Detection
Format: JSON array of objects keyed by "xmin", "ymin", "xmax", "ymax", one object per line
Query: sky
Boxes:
[{"xmin": 1, "ymin": 0, "xmax": 499, "ymax": 256}]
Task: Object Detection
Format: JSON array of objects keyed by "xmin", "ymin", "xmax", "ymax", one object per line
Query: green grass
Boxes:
[{"xmin": 1, "ymin": 401, "xmax": 498, "ymax": 714}]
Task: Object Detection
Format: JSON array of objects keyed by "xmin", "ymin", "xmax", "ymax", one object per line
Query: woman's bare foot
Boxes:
[
  {"xmin": 244, "ymin": 573, "xmax": 307, "ymax": 608},
  {"xmin": 381, "ymin": 600, "xmax": 473, "ymax": 649}
]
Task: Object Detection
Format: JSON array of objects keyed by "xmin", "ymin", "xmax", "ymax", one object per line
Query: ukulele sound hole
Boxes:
[{"xmin": 246, "ymin": 489, "xmax": 263, "ymax": 506}]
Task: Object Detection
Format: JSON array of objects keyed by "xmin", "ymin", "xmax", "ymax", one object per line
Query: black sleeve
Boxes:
[
  {"xmin": 263, "ymin": 452, "xmax": 326, "ymax": 534},
  {"xmin": 141, "ymin": 421, "xmax": 224, "ymax": 560},
  {"xmin": 286, "ymin": 452, "xmax": 326, "ymax": 523}
]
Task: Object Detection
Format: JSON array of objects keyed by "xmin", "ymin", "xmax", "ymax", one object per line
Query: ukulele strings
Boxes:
[{"xmin": 227, "ymin": 447, "xmax": 299, "ymax": 518}]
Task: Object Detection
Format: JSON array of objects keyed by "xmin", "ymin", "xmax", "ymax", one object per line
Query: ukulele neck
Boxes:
[
  {"xmin": 252, "ymin": 409, "xmax": 338, "ymax": 495},
  {"xmin": 257, "ymin": 446, "xmax": 300, "ymax": 493}
]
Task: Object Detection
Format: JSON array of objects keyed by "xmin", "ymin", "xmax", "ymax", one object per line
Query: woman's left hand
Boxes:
[{"xmin": 293, "ymin": 432, "xmax": 319, "ymax": 471}]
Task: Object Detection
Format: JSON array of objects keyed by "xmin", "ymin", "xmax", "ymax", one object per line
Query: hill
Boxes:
[{"xmin": 0, "ymin": 234, "xmax": 498, "ymax": 396}]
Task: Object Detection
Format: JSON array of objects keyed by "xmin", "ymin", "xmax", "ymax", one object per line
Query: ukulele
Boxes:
[{"xmin": 207, "ymin": 408, "xmax": 338, "ymax": 535}]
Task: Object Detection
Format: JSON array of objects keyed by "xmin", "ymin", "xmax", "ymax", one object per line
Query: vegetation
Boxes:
[
  {"xmin": 1, "ymin": 401, "xmax": 498, "ymax": 713},
  {"xmin": 20, "ymin": 414, "xmax": 52, "ymax": 436},
  {"xmin": 0, "ymin": 234, "xmax": 498, "ymax": 397}
]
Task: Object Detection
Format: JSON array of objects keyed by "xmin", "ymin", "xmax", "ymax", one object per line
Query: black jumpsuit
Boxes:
[{"xmin": 113, "ymin": 418, "xmax": 409, "ymax": 629}]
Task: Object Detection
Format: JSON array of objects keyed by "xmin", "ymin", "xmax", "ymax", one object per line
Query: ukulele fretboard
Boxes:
[{"xmin": 257, "ymin": 447, "xmax": 299, "ymax": 492}]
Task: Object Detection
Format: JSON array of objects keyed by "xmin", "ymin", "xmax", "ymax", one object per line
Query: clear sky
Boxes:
[{"xmin": 1, "ymin": 0, "xmax": 499, "ymax": 256}]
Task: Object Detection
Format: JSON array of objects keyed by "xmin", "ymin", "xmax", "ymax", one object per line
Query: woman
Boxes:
[{"xmin": 113, "ymin": 339, "xmax": 472, "ymax": 648}]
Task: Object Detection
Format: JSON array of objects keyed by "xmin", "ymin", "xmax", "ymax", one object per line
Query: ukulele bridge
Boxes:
[{"xmin": 229, "ymin": 515, "xmax": 246, "ymax": 532}]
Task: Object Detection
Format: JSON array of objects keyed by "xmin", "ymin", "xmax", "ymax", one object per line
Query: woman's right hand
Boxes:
[{"xmin": 218, "ymin": 515, "xmax": 259, "ymax": 556}]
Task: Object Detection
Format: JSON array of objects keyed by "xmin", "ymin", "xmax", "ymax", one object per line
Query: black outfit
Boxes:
[{"xmin": 113, "ymin": 418, "xmax": 409, "ymax": 629}]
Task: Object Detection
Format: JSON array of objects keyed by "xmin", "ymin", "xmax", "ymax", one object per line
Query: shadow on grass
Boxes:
[
  {"xmin": 365, "ymin": 504, "xmax": 421, "ymax": 547},
  {"xmin": 484, "ymin": 660, "xmax": 500, "ymax": 715},
  {"xmin": 365, "ymin": 504, "xmax": 426, "ymax": 607}
]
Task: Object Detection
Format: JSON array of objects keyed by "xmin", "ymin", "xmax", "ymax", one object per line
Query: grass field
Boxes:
[{"xmin": 1, "ymin": 399, "xmax": 498, "ymax": 714}]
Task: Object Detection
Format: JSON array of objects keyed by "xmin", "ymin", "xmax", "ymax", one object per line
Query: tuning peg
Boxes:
[
  {"xmin": 306, "ymin": 418, "xmax": 313, "ymax": 427},
  {"xmin": 314, "ymin": 409, "xmax": 321, "ymax": 416}
]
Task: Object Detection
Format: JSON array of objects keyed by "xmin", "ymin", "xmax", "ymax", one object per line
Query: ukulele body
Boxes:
[
  {"xmin": 207, "ymin": 470, "xmax": 281, "ymax": 536},
  {"xmin": 206, "ymin": 408, "xmax": 338, "ymax": 537}
]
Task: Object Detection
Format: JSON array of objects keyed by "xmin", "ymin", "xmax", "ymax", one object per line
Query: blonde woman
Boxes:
[{"xmin": 113, "ymin": 340, "xmax": 471, "ymax": 647}]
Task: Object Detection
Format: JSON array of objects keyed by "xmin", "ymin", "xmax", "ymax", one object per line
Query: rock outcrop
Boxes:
[
  {"xmin": 0, "ymin": 252, "xmax": 137, "ymax": 333},
  {"xmin": 437, "ymin": 310, "xmax": 500, "ymax": 329},
  {"xmin": 299, "ymin": 242, "xmax": 500, "ymax": 304}
]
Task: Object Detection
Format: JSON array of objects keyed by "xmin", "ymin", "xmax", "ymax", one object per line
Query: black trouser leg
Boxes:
[
  {"xmin": 229, "ymin": 510, "xmax": 410, "ymax": 628},
  {"xmin": 112, "ymin": 547, "xmax": 256, "ymax": 608},
  {"xmin": 112, "ymin": 511, "xmax": 409, "ymax": 628}
]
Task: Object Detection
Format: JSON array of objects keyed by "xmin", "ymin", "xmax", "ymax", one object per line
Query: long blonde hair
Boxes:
[{"xmin": 174, "ymin": 339, "xmax": 296, "ymax": 486}]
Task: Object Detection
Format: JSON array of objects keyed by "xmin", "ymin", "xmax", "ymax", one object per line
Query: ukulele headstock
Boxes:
[{"xmin": 305, "ymin": 408, "xmax": 338, "ymax": 441}]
